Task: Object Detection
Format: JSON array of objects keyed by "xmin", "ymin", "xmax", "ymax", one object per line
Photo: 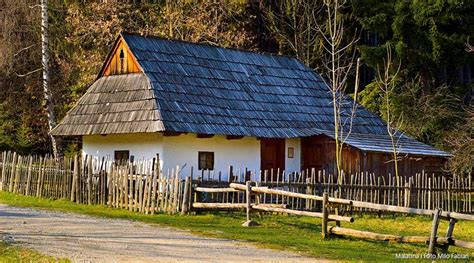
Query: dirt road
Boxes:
[{"xmin": 0, "ymin": 204, "xmax": 318, "ymax": 262}]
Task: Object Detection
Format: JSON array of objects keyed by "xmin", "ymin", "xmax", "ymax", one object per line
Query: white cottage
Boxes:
[{"xmin": 51, "ymin": 33, "xmax": 449, "ymax": 179}]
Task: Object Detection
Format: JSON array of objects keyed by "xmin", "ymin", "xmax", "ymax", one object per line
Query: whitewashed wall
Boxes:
[
  {"xmin": 285, "ymin": 137, "xmax": 301, "ymax": 172},
  {"xmin": 82, "ymin": 133, "xmax": 163, "ymax": 161},
  {"xmin": 82, "ymin": 133, "xmax": 301, "ymax": 179},
  {"xmin": 161, "ymin": 134, "xmax": 260, "ymax": 179}
]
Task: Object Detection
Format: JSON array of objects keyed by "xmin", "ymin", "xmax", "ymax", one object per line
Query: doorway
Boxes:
[{"xmin": 260, "ymin": 138, "xmax": 285, "ymax": 180}]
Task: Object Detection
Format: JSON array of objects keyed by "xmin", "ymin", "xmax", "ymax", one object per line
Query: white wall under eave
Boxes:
[
  {"xmin": 82, "ymin": 133, "xmax": 300, "ymax": 180},
  {"xmin": 161, "ymin": 134, "xmax": 260, "ymax": 180},
  {"xmin": 285, "ymin": 137, "xmax": 301, "ymax": 173},
  {"xmin": 82, "ymin": 133, "xmax": 163, "ymax": 162}
]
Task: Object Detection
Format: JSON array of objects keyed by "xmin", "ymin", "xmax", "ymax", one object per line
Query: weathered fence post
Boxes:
[
  {"xmin": 322, "ymin": 192, "xmax": 329, "ymax": 239},
  {"xmin": 242, "ymin": 181, "xmax": 257, "ymax": 227},
  {"xmin": 181, "ymin": 176, "xmax": 190, "ymax": 215},
  {"xmin": 8, "ymin": 152, "xmax": 17, "ymax": 192},
  {"xmin": 150, "ymin": 156, "xmax": 158, "ymax": 214},
  {"xmin": 36, "ymin": 157, "xmax": 44, "ymax": 197},
  {"xmin": 25, "ymin": 156, "xmax": 33, "ymax": 196},
  {"xmin": 440, "ymin": 218, "xmax": 457, "ymax": 253},
  {"xmin": 87, "ymin": 155, "xmax": 92, "ymax": 205},
  {"xmin": 428, "ymin": 208, "xmax": 442, "ymax": 256},
  {"xmin": 70, "ymin": 155, "xmax": 78, "ymax": 202}
]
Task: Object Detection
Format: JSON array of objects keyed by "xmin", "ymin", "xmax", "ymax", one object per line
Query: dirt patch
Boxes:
[{"xmin": 0, "ymin": 204, "xmax": 320, "ymax": 262}]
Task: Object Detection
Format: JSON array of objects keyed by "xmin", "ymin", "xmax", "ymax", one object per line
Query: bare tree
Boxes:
[
  {"xmin": 375, "ymin": 45, "xmax": 402, "ymax": 179},
  {"xmin": 317, "ymin": 0, "xmax": 359, "ymax": 179},
  {"xmin": 41, "ymin": 0, "xmax": 58, "ymax": 157},
  {"xmin": 263, "ymin": 0, "xmax": 359, "ymax": 179},
  {"xmin": 262, "ymin": 0, "xmax": 323, "ymax": 66}
]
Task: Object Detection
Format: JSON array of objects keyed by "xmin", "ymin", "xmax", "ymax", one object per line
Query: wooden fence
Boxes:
[
  {"xmin": 0, "ymin": 151, "xmax": 472, "ymax": 214},
  {"xmin": 194, "ymin": 181, "xmax": 474, "ymax": 255},
  {"xmin": 0, "ymin": 151, "xmax": 187, "ymax": 214},
  {"xmin": 196, "ymin": 168, "xmax": 473, "ymax": 213}
]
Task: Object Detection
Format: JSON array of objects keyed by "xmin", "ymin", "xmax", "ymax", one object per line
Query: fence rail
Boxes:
[{"xmin": 194, "ymin": 181, "xmax": 474, "ymax": 255}]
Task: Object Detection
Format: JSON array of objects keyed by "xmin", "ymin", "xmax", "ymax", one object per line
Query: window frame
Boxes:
[
  {"xmin": 114, "ymin": 150, "xmax": 130, "ymax": 164},
  {"xmin": 198, "ymin": 151, "xmax": 214, "ymax": 171}
]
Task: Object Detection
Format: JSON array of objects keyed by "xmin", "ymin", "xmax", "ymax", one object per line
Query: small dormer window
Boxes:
[{"xmin": 119, "ymin": 49, "xmax": 125, "ymax": 74}]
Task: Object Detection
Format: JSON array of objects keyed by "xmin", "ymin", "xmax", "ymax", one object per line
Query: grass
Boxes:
[
  {"xmin": 0, "ymin": 241, "xmax": 68, "ymax": 262},
  {"xmin": 0, "ymin": 191, "xmax": 472, "ymax": 262}
]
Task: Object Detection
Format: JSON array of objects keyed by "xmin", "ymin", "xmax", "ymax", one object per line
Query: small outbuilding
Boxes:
[{"xmin": 51, "ymin": 33, "xmax": 450, "ymax": 178}]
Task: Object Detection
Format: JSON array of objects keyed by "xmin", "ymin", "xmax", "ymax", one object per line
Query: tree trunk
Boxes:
[{"xmin": 41, "ymin": 0, "xmax": 58, "ymax": 158}]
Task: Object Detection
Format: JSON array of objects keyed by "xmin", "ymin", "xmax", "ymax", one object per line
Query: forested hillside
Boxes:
[{"xmin": 1, "ymin": 0, "xmax": 472, "ymax": 173}]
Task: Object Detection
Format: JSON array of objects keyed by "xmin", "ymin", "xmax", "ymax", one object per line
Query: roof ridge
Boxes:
[{"xmin": 120, "ymin": 32, "xmax": 303, "ymax": 62}]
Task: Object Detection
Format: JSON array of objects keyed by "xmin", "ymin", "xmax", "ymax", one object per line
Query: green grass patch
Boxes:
[
  {"xmin": 0, "ymin": 191, "xmax": 472, "ymax": 262},
  {"xmin": 0, "ymin": 241, "xmax": 68, "ymax": 262}
]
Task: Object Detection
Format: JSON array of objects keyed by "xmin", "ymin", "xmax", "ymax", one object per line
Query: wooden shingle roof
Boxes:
[
  {"xmin": 52, "ymin": 73, "xmax": 163, "ymax": 135},
  {"xmin": 51, "ymin": 33, "xmax": 450, "ymax": 157}
]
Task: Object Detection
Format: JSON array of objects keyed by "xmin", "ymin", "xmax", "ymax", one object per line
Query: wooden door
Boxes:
[
  {"xmin": 260, "ymin": 138, "xmax": 285, "ymax": 179},
  {"xmin": 301, "ymin": 137, "xmax": 324, "ymax": 171}
]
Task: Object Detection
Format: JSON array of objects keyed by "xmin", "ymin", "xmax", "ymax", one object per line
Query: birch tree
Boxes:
[{"xmin": 41, "ymin": 0, "xmax": 58, "ymax": 157}]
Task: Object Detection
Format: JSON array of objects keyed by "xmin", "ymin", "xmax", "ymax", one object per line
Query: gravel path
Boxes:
[{"xmin": 0, "ymin": 204, "xmax": 319, "ymax": 262}]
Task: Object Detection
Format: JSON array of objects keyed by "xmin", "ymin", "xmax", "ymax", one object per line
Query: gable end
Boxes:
[{"xmin": 99, "ymin": 35, "xmax": 142, "ymax": 77}]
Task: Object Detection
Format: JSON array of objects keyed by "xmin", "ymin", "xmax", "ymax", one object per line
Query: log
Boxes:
[
  {"xmin": 442, "ymin": 211, "xmax": 474, "ymax": 221},
  {"xmin": 229, "ymin": 183, "xmax": 246, "ymax": 191},
  {"xmin": 192, "ymin": 202, "xmax": 246, "ymax": 209},
  {"xmin": 191, "ymin": 202, "xmax": 287, "ymax": 210},
  {"xmin": 229, "ymin": 183, "xmax": 351, "ymax": 205},
  {"xmin": 252, "ymin": 205, "xmax": 354, "ymax": 222},
  {"xmin": 452, "ymin": 239, "xmax": 474, "ymax": 250},
  {"xmin": 351, "ymin": 200, "xmax": 474, "ymax": 221},
  {"xmin": 329, "ymin": 226, "xmax": 433, "ymax": 243},
  {"xmin": 257, "ymin": 203, "xmax": 287, "ymax": 208},
  {"xmin": 194, "ymin": 187, "xmax": 241, "ymax": 193}
]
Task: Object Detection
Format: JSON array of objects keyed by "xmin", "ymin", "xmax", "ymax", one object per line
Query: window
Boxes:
[
  {"xmin": 119, "ymin": 49, "xmax": 125, "ymax": 74},
  {"xmin": 114, "ymin": 150, "xmax": 129, "ymax": 164},
  {"xmin": 198, "ymin": 151, "xmax": 214, "ymax": 170},
  {"xmin": 288, "ymin": 147, "xmax": 294, "ymax": 158}
]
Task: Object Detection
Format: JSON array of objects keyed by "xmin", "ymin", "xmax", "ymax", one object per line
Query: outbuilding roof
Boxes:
[{"xmin": 51, "ymin": 33, "xmax": 450, "ymax": 157}]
